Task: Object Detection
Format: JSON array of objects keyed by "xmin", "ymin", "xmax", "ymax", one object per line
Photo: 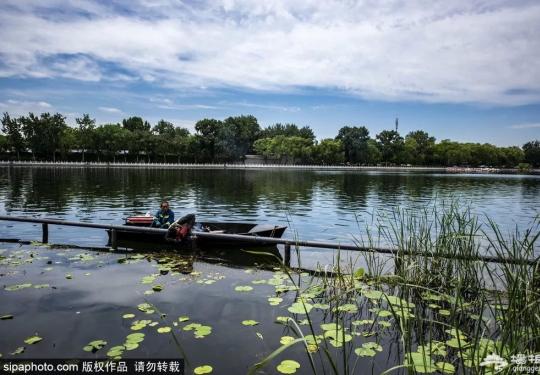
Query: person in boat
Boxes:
[
  {"xmin": 152, "ymin": 200, "xmax": 175, "ymax": 228},
  {"xmin": 166, "ymin": 213, "xmax": 196, "ymax": 242}
]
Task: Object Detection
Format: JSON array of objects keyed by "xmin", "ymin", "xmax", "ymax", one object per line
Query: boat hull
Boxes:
[{"xmin": 106, "ymin": 221, "xmax": 287, "ymax": 248}]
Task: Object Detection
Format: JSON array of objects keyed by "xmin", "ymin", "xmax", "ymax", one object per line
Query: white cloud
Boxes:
[
  {"xmin": 98, "ymin": 106, "xmax": 123, "ymax": 114},
  {"xmin": 0, "ymin": 99, "xmax": 54, "ymax": 115},
  {"xmin": 0, "ymin": 0, "xmax": 539, "ymax": 105},
  {"xmin": 509, "ymin": 123, "xmax": 540, "ymax": 129}
]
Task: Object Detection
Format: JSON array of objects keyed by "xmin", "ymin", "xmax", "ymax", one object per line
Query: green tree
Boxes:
[
  {"xmin": 153, "ymin": 120, "xmax": 175, "ymax": 136},
  {"xmin": 1, "ymin": 112, "xmax": 25, "ymax": 160},
  {"xmin": 259, "ymin": 123, "xmax": 315, "ymax": 141},
  {"xmin": 336, "ymin": 126, "xmax": 370, "ymax": 164},
  {"xmin": 222, "ymin": 115, "xmax": 261, "ymax": 159},
  {"xmin": 403, "ymin": 130, "xmax": 436, "ymax": 165},
  {"xmin": 195, "ymin": 118, "xmax": 222, "ymax": 162},
  {"xmin": 94, "ymin": 124, "xmax": 128, "ymax": 162},
  {"xmin": 376, "ymin": 130, "xmax": 404, "ymax": 164},
  {"xmin": 122, "ymin": 117, "xmax": 150, "ymax": 132},
  {"xmin": 75, "ymin": 113, "xmax": 96, "ymax": 162},
  {"xmin": 366, "ymin": 139, "xmax": 382, "ymax": 164},
  {"xmin": 216, "ymin": 121, "xmax": 241, "ymax": 162},
  {"xmin": 312, "ymin": 139, "xmax": 344, "ymax": 164},
  {"xmin": 20, "ymin": 112, "xmax": 67, "ymax": 161},
  {"xmin": 0, "ymin": 134, "xmax": 7, "ymax": 153},
  {"xmin": 59, "ymin": 127, "xmax": 77, "ymax": 160},
  {"xmin": 499, "ymin": 147, "xmax": 524, "ymax": 167},
  {"xmin": 254, "ymin": 136, "xmax": 313, "ymax": 164},
  {"xmin": 523, "ymin": 140, "xmax": 540, "ymax": 167}
]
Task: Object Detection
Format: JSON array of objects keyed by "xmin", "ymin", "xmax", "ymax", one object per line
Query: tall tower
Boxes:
[{"xmin": 395, "ymin": 117, "xmax": 399, "ymax": 132}]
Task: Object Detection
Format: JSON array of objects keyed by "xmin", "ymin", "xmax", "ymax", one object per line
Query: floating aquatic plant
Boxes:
[
  {"xmin": 234, "ymin": 285, "xmax": 253, "ymax": 292},
  {"xmin": 193, "ymin": 365, "xmax": 213, "ymax": 374},
  {"xmin": 24, "ymin": 335, "xmax": 43, "ymax": 345},
  {"xmin": 276, "ymin": 360, "xmax": 300, "ymax": 374},
  {"xmin": 242, "ymin": 320, "xmax": 259, "ymax": 326},
  {"xmin": 83, "ymin": 340, "xmax": 107, "ymax": 352}
]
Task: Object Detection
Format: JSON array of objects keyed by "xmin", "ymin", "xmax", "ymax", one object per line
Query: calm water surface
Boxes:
[{"xmin": 1, "ymin": 167, "xmax": 539, "ymax": 373}]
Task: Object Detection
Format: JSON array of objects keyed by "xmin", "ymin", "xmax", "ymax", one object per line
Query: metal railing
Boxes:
[{"xmin": 0, "ymin": 215, "xmax": 537, "ymax": 266}]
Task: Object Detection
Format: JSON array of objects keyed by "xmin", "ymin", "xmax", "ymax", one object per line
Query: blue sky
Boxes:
[{"xmin": 1, "ymin": 0, "xmax": 539, "ymax": 146}]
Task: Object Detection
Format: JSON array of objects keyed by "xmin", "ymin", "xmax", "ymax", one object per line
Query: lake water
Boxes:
[
  {"xmin": 0, "ymin": 167, "xmax": 539, "ymax": 266},
  {"xmin": 1, "ymin": 167, "xmax": 539, "ymax": 373}
]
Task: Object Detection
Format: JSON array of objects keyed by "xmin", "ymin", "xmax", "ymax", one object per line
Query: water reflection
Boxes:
[{"xmin": 0, "ymin": 167, "xmax": 539, "ymax": 251}]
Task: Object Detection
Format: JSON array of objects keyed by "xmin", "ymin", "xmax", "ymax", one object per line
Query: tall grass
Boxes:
[{"xmin": 251, "ymin": 203, "xmax": 539, "ymax": 374}]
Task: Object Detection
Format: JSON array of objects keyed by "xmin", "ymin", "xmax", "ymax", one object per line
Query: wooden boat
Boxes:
[{"xmin": 107, "ymin": 216, "xmax": 287, "ymax": 248}]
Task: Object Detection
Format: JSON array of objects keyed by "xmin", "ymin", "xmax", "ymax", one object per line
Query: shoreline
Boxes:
[{"xmin": 1, "ymin": 160, "xmax": 539, "ymax": 174}]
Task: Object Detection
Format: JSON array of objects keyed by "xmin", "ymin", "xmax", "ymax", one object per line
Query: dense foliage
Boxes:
[{"xmin": 1, "ymin": 111, "xmax": 538, "ymax": 167}]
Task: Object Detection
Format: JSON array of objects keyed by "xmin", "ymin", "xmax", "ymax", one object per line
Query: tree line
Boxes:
[{"xmin": 1, "ymin": 111, "xmax": 539, "ymax": 167}]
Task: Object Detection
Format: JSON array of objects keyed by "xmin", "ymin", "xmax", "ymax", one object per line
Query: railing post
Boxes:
[
  {"xmin": 284, "ymin": 244, "xmax": 291, "ymax": 267},
  {"xmin": 111, "ymin": 228, "xmax": 117, "ymax": 250},
  {"xmin": 42, "ymin": 223, "xmax": 48, "ymax": 243}
]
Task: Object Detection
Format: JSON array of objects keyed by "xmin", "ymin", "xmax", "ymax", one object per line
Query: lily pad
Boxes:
[
  {"xmin": 33, "ymin": 284, "xmax": 50, "ymax": 289},
  {"xmin": 83, "ymin": 340, "xmax": 107, "ymax": 352},
  {"xmin": 0, "ymin": 315, "xmax": 14, "ymax": 320},
  {"xmin": 280, "ymin": 336, "xmax": 295, "ymax": 345},
  {"xmin": 276, "ymin": 360, "xmax": 300, "ymax": 374},
  {"xmin": 106, "ymin": 345, "xmax": 125, "ymax": 358},
  {"xmin": 126, "ymin": 333, "xmax": 145, "ymax": 343},
  {"xmin": 194, "ymin": 326, "xmax": 212, "ymax": 338},
  {"xmin": 178, "ymin": 316, "xmax": 190, "ymax": 322},
  {"xmin": 436, "ymin": 362, "xmax": 455, "ymax": 374},
  {"xmin": 313, "ymin": 303, "xmax": 330, "ymax": 310},
  {"xmin": 122, "ymin": 313, "xmax": 135, "ymax": 319},
  {"xmin": 5, "ymin": 283, "xmax": 32, "ymax": 291},
  {"xmin": 152, "ymin": 285, "xmax": 163, "ymax": 292},
  {"xmin": 10, "ymin": 347, "xmax": 25, "ymax": 355},
  {"xmin": 183, "ymin": 323, "xmax": 202, "ymax": 331},
  {"xmin": 124, "ymin": 342, "xmax": 139, "ymax": 351},
  {"xmin": 362, "ymin": 290, "xmax": 383, "ymax": 300},
  {"xmin": 137, "ymin": 303, "xmax": 155, "ymax": 314},
  {"xmin": 268, "ymin": 297, "xmax": 283, "ymax": 306},
  {"xmin": 234, "ymin": 285, "xmax": 253, "ymax": 292},
  {"xmin": 336, "ymin": 303, "xmax": 358, "ymax": 313},
  {"xmin": 287, "ymin": 302, "xmax": 313, "ymax": 314},
  {"xmin": 157, "ymin": 327, "xmax": 171, "ymax": 333},
  {"xmin": 275, "ymin": 316, "xmax": 289, "ymax": 324},
  {"xmin": 65, "ymin": 274, "xmax": 73, "ymax": 279},
  {"xmin": 242, "ymin": 320, "xmax": 259, "ymax": 326},
  {"xmin": 24, "ymin": 335, "xmax": 43, "ymax": 345},
  {"xmin": 355, "ymin": 347, "xmax": 376, "ymax": 357},
  {"xmin": 194, "ymin": 365, "xmax": 213, "ymax": 374}
]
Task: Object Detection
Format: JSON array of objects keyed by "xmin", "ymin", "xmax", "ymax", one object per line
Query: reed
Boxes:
[{"xmin": 251, "ymin": 202, "xmax": 539, "ymax": 374}]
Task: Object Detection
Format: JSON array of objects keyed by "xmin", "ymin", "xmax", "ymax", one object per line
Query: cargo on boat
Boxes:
[{"xmin": 106, "ymin": 215, "xmax": 287, "ymax": 248}]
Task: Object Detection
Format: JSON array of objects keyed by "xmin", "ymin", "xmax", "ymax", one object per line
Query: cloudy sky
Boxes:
[{"xmin": 1, "ymin": 0, "xmax": 539, "ymax": 145}]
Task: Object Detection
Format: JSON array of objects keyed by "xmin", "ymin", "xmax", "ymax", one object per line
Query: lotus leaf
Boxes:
[
  {"xmin": 5, "ymin": 283, "xmax": 32, "ymax": 291},
  {"xmin": 194, "ymin": 365, "xmax": 213, "ymax": 374},
  {"xmin": 276, "ymin": 360, "xmax": 300, "ymax": 374},
  {"xmin": 280, "ymin": 336, "xmax": 295, "ymax": 345},
  {"xmin": 287, "ymin": 302, "xmax": 313, "ymax": 314},
  {"xmin": 268, "ymin": 297, "xmax": 283, "ymax": 306},
  {"xmin": 362, "ymin": 290, "xmax": 383, "ymax": 300},
  {"xmin": 336, "ymin": 303, "xmax": 358, "ymax": 313},
  {"xmin": 436, "ymin": 362, "xmax": 455, "ymax": 374},
  {"xmin": 313, "ymin": 303, "xmax": 330, "ymax": 310},
  {"xmin": 24, "ymin": 335, "xmax": 42, "ymax": 345},
  {"xmin": 234, "ymin": 286, "xmax": 253, "ymax": 292},
  {"xmin": 11, "ymin": 347, "xmax": 25, "ymax": 355}
]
